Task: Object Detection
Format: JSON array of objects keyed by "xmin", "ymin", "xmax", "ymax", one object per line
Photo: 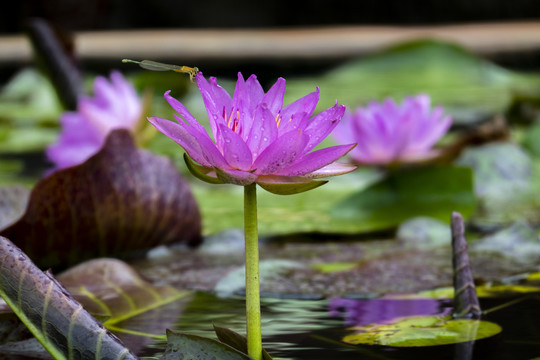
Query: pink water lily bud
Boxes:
[
  {"xmin": 333, "ymin": 95, "xmax": 452, "ymax": 165},
  {"xmin": 46, "ymin": 71, "xmax": 142, "ymax": 172},
  {"xmin": 148, "ymin": 73, "xmax": 356, "ymax": 194}
]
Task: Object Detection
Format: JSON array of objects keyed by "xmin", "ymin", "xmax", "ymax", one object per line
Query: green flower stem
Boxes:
[{"xmin": 244, "ymin": 183, "xmax": 262, "ymax": 360}]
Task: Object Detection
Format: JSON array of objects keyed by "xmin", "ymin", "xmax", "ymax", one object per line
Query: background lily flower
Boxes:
[
  {"xmin": 46, "ymin": 70, "xmax": 142, "ymax": 172},
  {"xmin": 333, "ymin": 94, "xmax": 452, "ymax": 165},
  {"xmin": 148, "ymin": 72, "xmax": 356, "ymax": 194}
]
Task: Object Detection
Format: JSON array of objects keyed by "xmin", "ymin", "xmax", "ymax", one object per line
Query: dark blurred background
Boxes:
[{"xmin": 1, "ymin": 0, "xmax": 540, "ymax": 34}]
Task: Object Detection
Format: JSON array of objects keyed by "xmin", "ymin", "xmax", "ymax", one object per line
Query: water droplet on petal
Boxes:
[{"xmin": 263, "ymin": 137, "xmax": 268, "ymax": 142}]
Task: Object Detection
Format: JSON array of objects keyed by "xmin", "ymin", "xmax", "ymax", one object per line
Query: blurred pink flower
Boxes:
[
  {"xmin": 46, "ymin": 71, "xmax": 142, "ymax": 171},
  {"xmin": 148, "ymin": 73, "xmax": 356, "ymax": 194},
  {"xmin": 333, "ymin": 95, "xmax": 452, "ymax": 165}
]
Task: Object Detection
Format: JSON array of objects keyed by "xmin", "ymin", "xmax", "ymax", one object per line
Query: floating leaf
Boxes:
[
  {"xmin": 161, "ymin": 329, "xmax": 252, "ymax": 360},
  {"xmin": 0, "ymin": 236, "xmax": 138, "ymax": 360},
  {"xmin": 285, "ymin": 39, "xmax": 540, "ymax": 124},
  {"xmin": 389, "ymin": 284, "xmax": 540, "ymax": 300},
  {"xmin": 214, "ymin": 325, "xmax": 273, "ymax": 360},
  {"xmin": 193, "ymin": 169, "xmax": 383, "ymax": 235},
  {"xmin": 342, "ymin": 315, "xmax": 501, "ymax": 347},
  {"xmin": 332, "ymin": 166, "xmax": 476, "ymax": 231},
  {"xmin": 1, "ymin": 130, "xmax": 202, "ymax": 269}
]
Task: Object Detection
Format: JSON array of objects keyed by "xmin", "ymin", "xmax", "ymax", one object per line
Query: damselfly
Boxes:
[{"xmin": 122, "ymin": 59, "xmax": 199, "ymax": 82}]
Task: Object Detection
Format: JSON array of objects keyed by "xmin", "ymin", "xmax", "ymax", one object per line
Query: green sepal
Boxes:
[
  {"xmin": 258, "ymin": 179, "xmax": 328, "ymax": 195},
  {"xmin": 183, "ymin": 153, "xmax": 224, "ymax": 185}
]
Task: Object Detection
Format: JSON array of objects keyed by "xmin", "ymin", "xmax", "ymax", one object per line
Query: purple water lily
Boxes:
[
  {"xmin": 46, "ymin": 71, "xmax": 142, "ymax": 172},
  {"xmin": 148, "ymin": 73, "xmax": 356, "ymax": 194},
  {"xmin": 333, "ymin": 94, "xmax": 452, "ymax": 165}
]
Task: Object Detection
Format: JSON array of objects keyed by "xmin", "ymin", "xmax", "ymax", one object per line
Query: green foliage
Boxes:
[
  {"xmin": 285, "ymin": 39, "xmax": 540, "ymax": 124},
  {"xmin": 332, "ymin": 166, "xmax": 476, "ymax": 231},
  {"xmin": 342, "ymin": 315, "xmax": 501, "ymax": 347}
]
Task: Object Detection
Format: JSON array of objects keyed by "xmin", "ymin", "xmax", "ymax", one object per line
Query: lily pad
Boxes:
[
  {"xmin": 0, "ymin": 129, "xmax": 202, "ymax": 269},
  {"xmin": 285, "ymin": 39, "xmax": 540, "ymax": 124},
  {"xmin": 341, "ymin": 315, "xmax": 501, "ymax": 347},
  {"xmin": 331, "ymin": 166, "xmax": 476, "ymax": 231}
]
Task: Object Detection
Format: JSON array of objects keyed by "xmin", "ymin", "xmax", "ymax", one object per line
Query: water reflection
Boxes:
[{"xmin": 328, "ymin": 297, "xmax": 452, "ymax": 326}]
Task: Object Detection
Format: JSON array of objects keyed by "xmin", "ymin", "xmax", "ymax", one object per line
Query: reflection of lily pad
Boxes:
[{"xmin": 342, "ymin": 315, "xmax": 501, "ymax": 347}]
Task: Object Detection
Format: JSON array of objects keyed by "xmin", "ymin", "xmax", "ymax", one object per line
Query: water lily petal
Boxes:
[
  {"xmin": 281, "ymin": 88, "xmax": 319, "ymax": 123},
  {"xmin": 333, "ymin": 94, "xmax": 451, "ymax": 165},
  {"xmin": 279, "ymin": 143, "xmax": 356, "ymax": 177},
  {"xmin": 196, "ymin": 73, "xmax": 232, "ymax": 139},
  {"xmin": 148, "ymin": 116, "xmax": 229, "ymax": 169},
  {"xmin": 217, "ymin": 124, "xmax": 253, "ymax": 170},
  {"xmin": 277, "ymin": 111, "xmax": 309, "ymax": 135},
  {"xmin": 304, "ymin": 103, "xmax": 346, "ymax": 152},
  {"xmin": 252, "ymin": 129, "xmax": 309, "ymax": 175},
  {"xmin": 246, "ymin": 104, "xmax": 278, "ymax": 158},
  {"xmin": 301, "ymin": 162, "xmax": 358, "ymax": 179},
  {"xmin": 242, "ymin": 74, "xmax": 265, "ymax": 112},
  {"xmin": 46, "ymin": 113, "xmax": 103, "ymax": 170},
  {"xmin": 164, "ymin": 91, "xmax": 206, "ymax": 133},
  {"xmin": 261, "ymin": 77, "xmax": 286, "ymax": 117}
]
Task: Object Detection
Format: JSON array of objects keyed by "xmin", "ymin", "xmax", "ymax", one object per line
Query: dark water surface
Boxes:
[{"xmin": 126, "ymin": 291, "xmax": 540, "ymax": 360}]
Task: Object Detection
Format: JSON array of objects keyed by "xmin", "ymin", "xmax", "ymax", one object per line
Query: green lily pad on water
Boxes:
[
  {"xmin": 285, "ymin": 39, "xmax": 540, "ymax": 125},
  {"xmin": 342, "ymin": 315, "xmax": 501, "ymax": 347},
  {"xmin": 331, "ymin": 166, "xmax": 476, "ymax": 230}
]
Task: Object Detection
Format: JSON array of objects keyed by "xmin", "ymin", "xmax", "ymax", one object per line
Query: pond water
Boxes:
[{"xmin": 118, "ymin": 291, "xmax": 540, "ymax": 360}]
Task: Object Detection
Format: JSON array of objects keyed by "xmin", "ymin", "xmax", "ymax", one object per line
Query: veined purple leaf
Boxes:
[
  {"xmin": 1, "ymin": 129, "xmax": 201, "ymax": 269},
  {"xmin": 0, "ymin": 236, "xmax": 138, "ymax": 360}
]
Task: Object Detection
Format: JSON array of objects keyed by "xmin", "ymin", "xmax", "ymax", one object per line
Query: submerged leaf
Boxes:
[
  {"xmin": 342, "ymin": 315, "xmax": 501, "ymax": 347},
  {"xmin": 0, "ymin": 236, "xmax": 138, "ymax": 360},
  {"xmin": 1, "ymin": 130, "xmax": 201, "ymax": 269},
  {"xmin": 162, "ymin": 329, "xmax": 252, "ymax": 360},
  {"xmin": 57, "ymin": 258, "xmax": 189, "ymax": 322},
  {"xmin": 332, "ymin": 166, "xmax": 476, "ymax": 231}
]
